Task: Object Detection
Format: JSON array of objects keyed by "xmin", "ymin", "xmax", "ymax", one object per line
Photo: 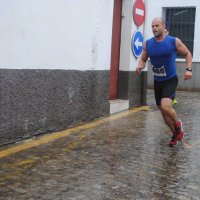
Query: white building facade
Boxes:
[
  {"xmin": 0, "ymin": 0, "xmax": 199, "ymax": 145},
  {"xmin": 0, "ymin": 0, "xmax": 115, "ymax": 145}
]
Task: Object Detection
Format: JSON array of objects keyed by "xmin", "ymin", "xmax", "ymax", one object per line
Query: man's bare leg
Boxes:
[{"xmin": 158, "ymin": 98, "xmax": 177, "ymax": 134}]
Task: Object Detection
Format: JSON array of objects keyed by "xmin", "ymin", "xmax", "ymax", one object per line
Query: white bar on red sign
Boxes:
[{"xmin": 136, "ymin": 8, "xmax": 144, "ymax": 16}]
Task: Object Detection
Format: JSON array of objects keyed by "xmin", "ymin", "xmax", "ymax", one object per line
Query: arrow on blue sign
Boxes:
[
  {"xmin": 131, "ymin": 30, "xmax": 144, "ymax": 58},
  {"xmin": 134, "ymin": 37, "xmax": 143, "ymax": 49}
]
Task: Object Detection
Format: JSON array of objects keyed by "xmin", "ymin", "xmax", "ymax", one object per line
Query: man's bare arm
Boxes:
[
  {"xmin": 176, "ymin": 38, "xmax": 192, "ymax": 68},
  {"xmin": 176, "ymin": 38, "xmax": 192, "ymax": 80}
]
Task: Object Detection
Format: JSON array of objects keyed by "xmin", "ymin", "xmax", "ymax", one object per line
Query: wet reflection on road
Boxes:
[{"xmin": 0, "ymin": 90, "xmax": 200, "ymax": 200}]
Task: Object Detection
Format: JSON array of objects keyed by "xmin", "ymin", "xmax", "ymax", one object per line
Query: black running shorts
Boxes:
[{"xmin": 154, "ymin": 76, "xmax": 178, "ymax": 106}]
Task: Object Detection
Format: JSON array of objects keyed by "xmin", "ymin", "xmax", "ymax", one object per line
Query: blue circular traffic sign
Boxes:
[{"xmin": 131, "ymin": 30, "xmax": 144, "ymax": 58}]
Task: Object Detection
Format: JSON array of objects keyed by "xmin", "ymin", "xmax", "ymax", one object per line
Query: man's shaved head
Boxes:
[
  {"xmin": 152, "ymin": 17, "xmax": 165, "ymax": 25},
  {"xmin": 151, "ymin": 17, "xmax": 166, "ymax": 39}
]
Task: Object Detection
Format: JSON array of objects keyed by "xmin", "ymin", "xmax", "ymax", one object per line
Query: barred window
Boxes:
[{"xmin": 165, "ymin": 7, "xmax": 196, "ymax": 58}]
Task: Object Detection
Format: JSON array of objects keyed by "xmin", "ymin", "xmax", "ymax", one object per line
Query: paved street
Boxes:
[{"xmin": 1, "ymin": 90, "xmax": 200, "ymax": 200}]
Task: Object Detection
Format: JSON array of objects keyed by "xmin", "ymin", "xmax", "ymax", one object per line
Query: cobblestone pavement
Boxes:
[{"xmin": 1, "ymin": 90, "xmax": 200, "ymax": 200}]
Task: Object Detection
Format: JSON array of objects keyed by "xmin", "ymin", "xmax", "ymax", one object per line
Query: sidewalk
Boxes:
[{"xmin": 1, "ymin": 90, "xmax": 200, "ymax": 200}]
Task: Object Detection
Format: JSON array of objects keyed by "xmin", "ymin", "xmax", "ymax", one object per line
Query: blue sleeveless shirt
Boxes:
[{"xmin": 146, "ymin": 35, "xmax": 177, "ymax": 81}]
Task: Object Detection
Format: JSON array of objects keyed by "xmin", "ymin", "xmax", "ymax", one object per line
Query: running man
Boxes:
[{"xmin": 136, "ymin": 17, "xmax": 192, "ymax": 146}]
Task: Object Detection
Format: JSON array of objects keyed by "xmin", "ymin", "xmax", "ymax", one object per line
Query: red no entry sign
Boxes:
[{"xmin": 133, "ymin": 0, "xmax": 145, "ymax": 27}]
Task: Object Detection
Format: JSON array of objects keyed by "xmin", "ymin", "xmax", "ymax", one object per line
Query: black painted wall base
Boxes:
[
  {"xmin": 0, "ymin": 69, "xmax": 110, "ymax": 146},
  {"xmin": 118, "ymin": 71, "xmax": 147, "ymax": 108}
]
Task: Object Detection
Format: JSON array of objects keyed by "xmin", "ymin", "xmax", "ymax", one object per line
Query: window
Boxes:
[{"xmin": 165, "ymin": 7, "xmax": 196, "ymax": 57}]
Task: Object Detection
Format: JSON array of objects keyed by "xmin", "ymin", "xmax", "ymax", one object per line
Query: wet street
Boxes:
[{"xmin": 1, "ymin": 90, "xmax": 200, "ymax": 200}]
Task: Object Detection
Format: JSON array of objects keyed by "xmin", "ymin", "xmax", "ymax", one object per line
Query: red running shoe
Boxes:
[
  {"xmin": 169, "ymin": 133, "xmax": 178, "ymax": 147},
  {"xmin": 175, "ymin": 120, "xmax": 184, "ymax": 141}
]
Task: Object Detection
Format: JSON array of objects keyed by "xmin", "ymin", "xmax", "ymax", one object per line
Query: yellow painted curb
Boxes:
[{"xmin": 0, "ymin": 106, "xmax": 150, "ymax": 158}]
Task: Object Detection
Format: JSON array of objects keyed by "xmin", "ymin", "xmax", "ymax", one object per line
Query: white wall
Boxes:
[
  {"xmin": 0, "ymin": 0, "xmax": 114, "ymax": 70},
  {"xmin": 120, "ymin": 0, "xmax": 146, "ymax": 72},
  {"xmin": 145, "ymin": 0, "xmax": 200, "ymax": 62}
]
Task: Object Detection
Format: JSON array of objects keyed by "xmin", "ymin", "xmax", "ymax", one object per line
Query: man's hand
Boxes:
[
  {"xmin": 184, "ymin": 71, "xmax": 192, "ymax": 80},
  {"xmin": 136, "ymin": 66, "xmax": 143, "ymax": 75}
]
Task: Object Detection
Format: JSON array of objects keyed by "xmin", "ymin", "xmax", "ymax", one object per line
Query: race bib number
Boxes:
[{"xmin": 152, "ymin": 66, "xmax": 166, "ymax": 77}]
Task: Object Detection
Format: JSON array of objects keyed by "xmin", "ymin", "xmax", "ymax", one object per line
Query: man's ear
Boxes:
[{"xmin": 163, "ymin": 24, "xmax": 166, "ymax": 29}]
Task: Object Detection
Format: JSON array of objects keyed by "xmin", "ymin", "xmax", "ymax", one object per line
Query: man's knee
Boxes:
[{"xmin": 160, "ymin": 104, "xmax": 172, "ymax": 114}]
